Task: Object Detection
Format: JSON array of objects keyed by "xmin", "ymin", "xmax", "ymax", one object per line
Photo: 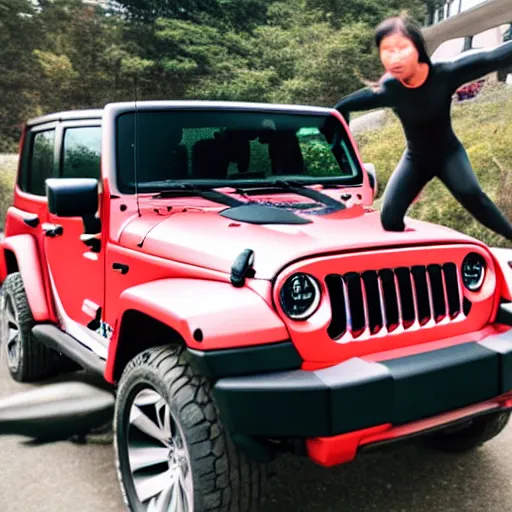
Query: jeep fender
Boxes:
[
  {"xmin": 489, "ymin": 247, "xmax": 512, "ymax": 302},
  {"xmin": 105, "ymin": 278, "xmax": 290, "ymax": 382},
  {"xmin": 1, "ymin": 234, "xmax": 51, "ymax": 321}
]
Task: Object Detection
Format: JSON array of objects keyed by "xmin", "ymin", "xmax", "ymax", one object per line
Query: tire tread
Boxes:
[
  {"xmin": 114, "ymin": 345, "xmax": 266, "ymax": 512},
  {"xmin": 1, "ymin": 272, "xmax": 70, "ymax": 382}
]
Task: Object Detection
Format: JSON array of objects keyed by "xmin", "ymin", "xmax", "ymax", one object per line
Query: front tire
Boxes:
[
  {"xmin": 114, "ymin": 345, "xmax": 266, "ymax": 512},
  {"xmin": 422, "ymin": 411, "xmax": 511, "ymax": 454}
]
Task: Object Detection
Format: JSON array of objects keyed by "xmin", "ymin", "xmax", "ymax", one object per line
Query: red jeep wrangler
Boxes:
[{"xmin": 2, "ymin": 100, "xmax": 512, "ymax": 511}]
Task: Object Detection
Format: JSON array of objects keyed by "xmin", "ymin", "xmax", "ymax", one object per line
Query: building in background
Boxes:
[{"xmin": 425, "ymin": 0, "xmax": 512, "ymax": 82}]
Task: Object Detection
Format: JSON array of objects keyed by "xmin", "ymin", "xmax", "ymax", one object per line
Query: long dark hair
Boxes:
[
  {"xmin": 375, "ymin": 14, "xmax": 432, "ymax": 66},
  {"xmin": 358, "ymin": 13, "xmax": 431, "ymax": 90}
]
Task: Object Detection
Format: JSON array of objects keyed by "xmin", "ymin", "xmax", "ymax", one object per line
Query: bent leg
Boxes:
[
  {"xmin": 380, "ymin": 152, "xmax": 431, "ymax": 231},
  {"xmin": 437, "ymin": 146, "xmax": 512, "ymax": 240}
]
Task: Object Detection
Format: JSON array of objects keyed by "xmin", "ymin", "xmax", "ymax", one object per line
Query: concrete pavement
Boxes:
[{"xmin": 2, "ymin": 357, "xmax": 512, "ymax": 511}]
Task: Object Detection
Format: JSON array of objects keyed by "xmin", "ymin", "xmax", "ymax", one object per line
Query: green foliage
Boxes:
[
  {"xmin": 0, "ymin": 0, "xmax": 41, "ymax": 146},
  {"xmin": 300, "ymin": 139, "xmax": 340, "ymax": 177},
  {"xmin": 155, "ymin": 18, "xmax": 249, "ymax": 77},
  {"xmin": 0, "ymin": 0, "xmax": 432, "ymax": 147},
  {"xmin": 0, "ymin": 156, "xmax": 17, "ymax": 228},
  {"xmin": 354, "ymin": 83, "xmax": 512, "ymax": 248},
  {"xmin": 305, "ymin": 0, "xmax": 426, "ymax": 29},
  {"xmin": 63, "ymin": 146, "xmax": 100, "ymax": 179},
  {"xmin": 109, "ymin": 0, "xmax": 272, "ymax": 30},
  {"xmin": 270, "ymin": 21, "xmax": 380, "ymax": 106}
]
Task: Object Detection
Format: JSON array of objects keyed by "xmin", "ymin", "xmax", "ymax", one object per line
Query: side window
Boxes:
[
  {"xmin": 62, "ymin": 126, "xmax": 101, "ymax": 179},
  {"xmin": 27, "ymin": 129, "xmax": 56, "ymax": 196}
]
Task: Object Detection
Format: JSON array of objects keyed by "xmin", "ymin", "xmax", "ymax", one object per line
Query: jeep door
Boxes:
[{"xmin": 42, "ymin": 121, "xmax": 107, "ymax": 356}]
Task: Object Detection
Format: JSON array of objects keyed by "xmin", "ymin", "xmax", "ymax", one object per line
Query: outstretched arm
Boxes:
[
  {"xmin": 446, "ymin": 40, "xmax": 512, "ymax": 89},
  {"xmin": 333, "ymin": 86, "xmax": 391, "ymax": 124}
]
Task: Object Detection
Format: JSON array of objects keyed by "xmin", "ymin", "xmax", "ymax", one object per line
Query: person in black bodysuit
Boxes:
[{"xmin": 334, "ymin": 15, "xmax": 512, "ymax": 239}]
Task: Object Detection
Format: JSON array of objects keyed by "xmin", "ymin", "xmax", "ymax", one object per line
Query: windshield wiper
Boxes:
[
  {"xmin": 150, "ymin": 180, "xmax": 346, "ymax": 212},
  {"xmin": 235, "ymin": 179, "xmax": 346, "ymax": 211},
  {"xmin": 151, "ymin": 183, "xmax": 244, "ymax": 208}
]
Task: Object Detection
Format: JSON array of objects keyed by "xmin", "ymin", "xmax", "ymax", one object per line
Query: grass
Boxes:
[{"xmin": 353, "ymin": 82, "xmax": 512, "ymax": 248}]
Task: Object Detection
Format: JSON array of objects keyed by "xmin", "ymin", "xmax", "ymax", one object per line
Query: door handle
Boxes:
[
  {"xmin": 112, "ymin": 263, "xmax": 129, "ymax": 275},
  {"xmin": 23, "ymin": 214, "xmax": 40, "ymax": 228},
  {"xmin": 42, "ymin": 223, "xmax": 63, "ymax": 237}
]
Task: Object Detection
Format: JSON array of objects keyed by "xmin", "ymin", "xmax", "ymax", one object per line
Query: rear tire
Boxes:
[
  {"xmin": 114, "ymin": 345, "xmax": 267, "ymax": 512},
  {"xmin": 0, "ymin": 272, "xmax": 74, "ymax": 382},
  {"xmin": 422, "ymin": 411, "xmax": 511, "ymax": 454}
]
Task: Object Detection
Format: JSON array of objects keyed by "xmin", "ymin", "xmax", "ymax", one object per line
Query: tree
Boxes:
[
  {"xmin": 0, "ymin": 0, "xmax": 42, "ymax": 150},
  {"xmin": 0, "ymin": 0, "xmax": 458, "ymax": 150},
  {"xmin": 107, "ymin": 0, "xmax": 273, "ymax": 30},
  {"xmin": 305, "ymin": 0, "xmax": 428, "ymax": 28}
]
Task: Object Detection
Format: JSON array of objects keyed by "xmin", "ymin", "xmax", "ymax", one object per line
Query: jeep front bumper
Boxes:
[{"xmin": 212, "ymin": 329, "xmax": 512, "ymax": 445}]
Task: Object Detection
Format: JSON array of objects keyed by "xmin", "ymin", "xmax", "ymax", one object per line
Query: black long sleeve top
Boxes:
[{"xmin": 334, "ymin": 40, "xmax": 512, "ymax": 157}]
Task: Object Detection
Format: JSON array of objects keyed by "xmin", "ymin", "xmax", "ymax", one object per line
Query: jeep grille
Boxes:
[{"xmin": 325, "ymin": 263, "xmax": 465, "ymax": 340}]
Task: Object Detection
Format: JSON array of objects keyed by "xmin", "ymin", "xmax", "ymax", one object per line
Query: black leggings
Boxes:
[{"xmin": 380, "ymin": 145, "xmax": 512, "ymax": 241}]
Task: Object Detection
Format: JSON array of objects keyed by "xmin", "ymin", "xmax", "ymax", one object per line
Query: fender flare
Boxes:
[
  {"xmin": 1, "ymin": 234, "xmax": 51, "ymax": 321},
  {"xmin": 489, "ymin": 247, "xmax": 512, "ymax": 302},
  {"xmin": 105, "ymin": 278, "xmax": 290, "ymax": 383}
]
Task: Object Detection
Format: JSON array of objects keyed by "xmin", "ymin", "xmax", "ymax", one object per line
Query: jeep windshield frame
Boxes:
[{"xmin": 114, "ymin": 106, "xmax": 364, "ymax": 194}]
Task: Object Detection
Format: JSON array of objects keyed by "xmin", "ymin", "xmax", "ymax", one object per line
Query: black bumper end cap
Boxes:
[{"xmin": 496, "ymin": 301, "xmax": 512, "ymax": 326}]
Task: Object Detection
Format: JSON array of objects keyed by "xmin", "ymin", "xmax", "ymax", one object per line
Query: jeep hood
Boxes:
[{"xmin": 119, "ymin": 206, "xmax": 481, "ymax": 280}]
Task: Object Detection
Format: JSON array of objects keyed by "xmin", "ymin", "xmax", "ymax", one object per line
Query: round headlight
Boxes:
[
  {"xmin": 279, "ymin": 273, "xmax": 320, "ymax": 320},
  {"xmin": 462, "ymin": 253, "xmax": 486, "ymax": 291}
]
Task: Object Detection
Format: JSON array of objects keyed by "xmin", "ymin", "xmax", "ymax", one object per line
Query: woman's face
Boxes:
[{"xmin": 379, "ymin": 31, "xmax": 420, "ymax": 81}]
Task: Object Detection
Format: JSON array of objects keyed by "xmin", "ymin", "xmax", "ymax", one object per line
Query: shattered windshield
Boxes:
[{"xmin": 115, "ymin": 109, "xmax": 362, "ymax": 193}]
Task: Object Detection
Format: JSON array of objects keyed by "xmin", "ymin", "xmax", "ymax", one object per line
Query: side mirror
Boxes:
[
  {"xmin": 364, "ymin": 163, "xmax": 378, "ymax": 197},
  {"xmin": 46, "ymin": 178, "xmax": 98, "ymax": 217}
]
